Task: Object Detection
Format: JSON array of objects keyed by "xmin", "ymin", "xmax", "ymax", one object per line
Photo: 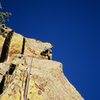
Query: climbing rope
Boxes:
[{"xmin": 24, "ymin": 57, "xmax": 33, "ymax": 100}]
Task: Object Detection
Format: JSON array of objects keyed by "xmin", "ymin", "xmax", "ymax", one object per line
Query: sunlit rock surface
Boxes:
[{"xmin": 0, "ymin": 26, "xmax": 84, "ymax": 100}]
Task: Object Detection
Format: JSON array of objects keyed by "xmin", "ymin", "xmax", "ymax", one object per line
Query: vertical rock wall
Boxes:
[{"xmin": 0, "ymin": 26, "xmax": 84, "ymax": 100}]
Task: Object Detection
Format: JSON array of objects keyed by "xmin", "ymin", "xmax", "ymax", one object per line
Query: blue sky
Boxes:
[{"xmin": 2, "ymin": 0, "xmax": 100, "ymax": 100}]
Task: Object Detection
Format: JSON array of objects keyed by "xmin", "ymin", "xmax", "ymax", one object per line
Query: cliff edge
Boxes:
[{"xmin": 0, "ymin": 25, "xmax": 84, "ymax": 100}]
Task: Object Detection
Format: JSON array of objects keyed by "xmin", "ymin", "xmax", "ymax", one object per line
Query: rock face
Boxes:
[{"xmin": 0, "ymin": 25, "xmax": 84, "ymax": 100}]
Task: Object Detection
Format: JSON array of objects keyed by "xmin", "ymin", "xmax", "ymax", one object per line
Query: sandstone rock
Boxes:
[
  {"xmin": 0, "ymin": 26, "xmax": 52, "ymax": 63},
  {"xmin": 0, "ymin": 26, "xmax": 84, "ymax": 100}
]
